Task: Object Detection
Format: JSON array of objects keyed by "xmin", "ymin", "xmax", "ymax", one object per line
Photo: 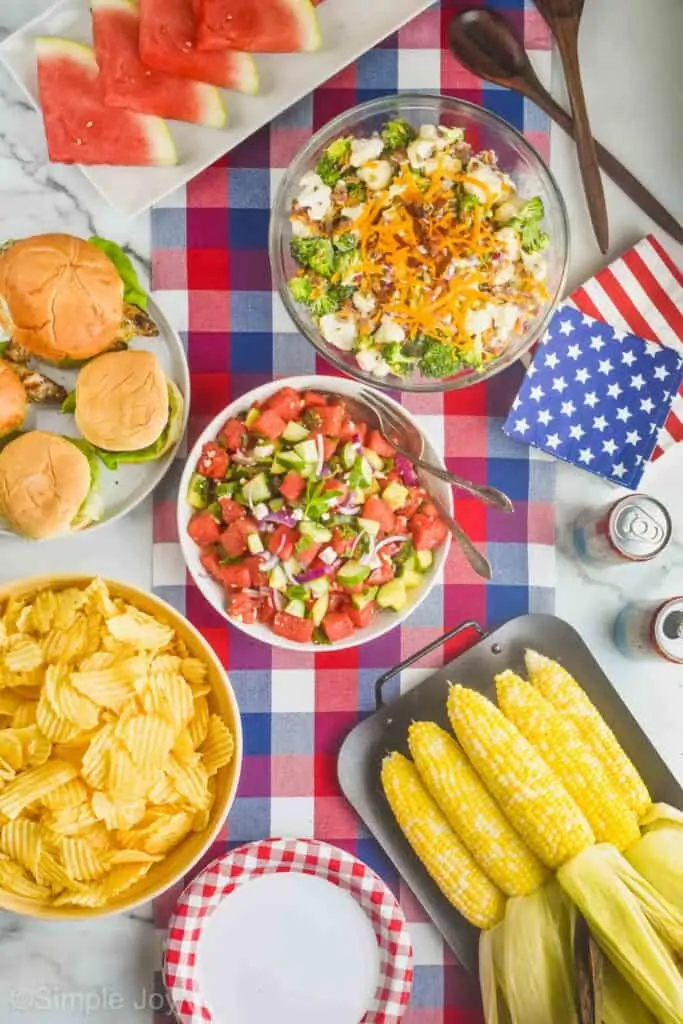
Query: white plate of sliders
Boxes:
[{"xmin": 0, "ymin": 232, "xmax": 189, "ymax": 541}]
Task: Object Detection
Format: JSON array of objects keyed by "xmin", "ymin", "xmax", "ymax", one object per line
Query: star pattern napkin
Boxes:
[{"xmin": 504, "ymin": 304, "xmax": 683, "ymax": 488}]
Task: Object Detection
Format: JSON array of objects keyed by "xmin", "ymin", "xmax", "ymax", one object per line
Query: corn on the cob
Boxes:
[
  {"xmin": 558, "ymin": 844, "xmax": 683, "ymax": 1024},
  {"xmin": 603, "ymin": 958, "xmax": 656, "ymax": 1024},
  {"xmin": 495, "ymin": 671, "xmax": 641, "ymax": 851},
  {"xmin": 626, "ymin": 804, "xmax": 683, "ymax": 910},
  {"xmin": 381, "ymin": 751, "xmax": 506, "ymax": 929},
  {"xmin": 408, "ymin": 720, "xmax": 547, "ymax": 896},
  {"xmin": 524, "ymin": 649, "xmax": 651, "ymax": 818},
  {"xmin": 446, "ymin": 684, "xmax": 594, "ymax": 868}
]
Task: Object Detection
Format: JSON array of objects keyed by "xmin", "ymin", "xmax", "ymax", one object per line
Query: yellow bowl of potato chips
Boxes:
[{"xmin": 0, "ymin": 575, "xmax": 242, "ymax": 919}]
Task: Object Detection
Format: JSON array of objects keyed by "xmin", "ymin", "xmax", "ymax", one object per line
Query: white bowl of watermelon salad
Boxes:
[{"xmin": 177, "ymin": 376, "xmax": 452, "ymax": 651}]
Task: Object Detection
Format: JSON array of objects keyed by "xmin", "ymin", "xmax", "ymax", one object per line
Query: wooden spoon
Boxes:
[
  {"xmin": 447, "ymin": 10, "xmax": 683, "ymax": 245},
  {"xmin": 532, "ymin": 0, "xmax": 608, "ymax": 252}
]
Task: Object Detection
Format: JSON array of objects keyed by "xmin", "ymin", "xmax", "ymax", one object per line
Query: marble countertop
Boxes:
[{"xmin": 0, "ymin": 0, "xmax": 682, "ymax": 1018}]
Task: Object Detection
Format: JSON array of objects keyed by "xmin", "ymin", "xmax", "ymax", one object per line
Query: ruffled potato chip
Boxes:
[{"xmin": 201, "ymin": 715, "xmax": 234, "ymax": 777}]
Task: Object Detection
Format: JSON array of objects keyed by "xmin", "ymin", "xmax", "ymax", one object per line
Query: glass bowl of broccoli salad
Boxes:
[{"xmin": 269, "ymin": 94, "xmax": 569, "ymax": 391}]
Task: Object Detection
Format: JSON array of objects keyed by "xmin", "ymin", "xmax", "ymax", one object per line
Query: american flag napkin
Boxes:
[
  {"xmin": 503, "ymin": 304, "xmax": 683, "ymax": 488},
  {"xmin": 569, "ymin": 234, "xmax": 683, "ymax": 460}
]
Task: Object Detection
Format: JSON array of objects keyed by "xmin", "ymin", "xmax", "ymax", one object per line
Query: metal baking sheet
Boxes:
[{"xmin": 337, "ymin": 613, "xmax": 683, "ymax": 974}]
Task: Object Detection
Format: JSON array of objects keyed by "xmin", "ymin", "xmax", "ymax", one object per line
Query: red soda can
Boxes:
[
  {"xmin": 573, "ymin": 494, "xmax": 671, "ymax": 566},
  {"xmin": 614, "ymin": 597, "xmax": 683, "ymax": 663}
]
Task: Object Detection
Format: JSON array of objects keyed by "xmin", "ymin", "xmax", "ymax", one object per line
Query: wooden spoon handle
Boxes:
[
  {"xmin": 528, "ymin": 86, "xmax": 683, "ymax": 243},
  {"xmin": 553, "ymin": 25, "xmax": 609, "ymax": 252}
]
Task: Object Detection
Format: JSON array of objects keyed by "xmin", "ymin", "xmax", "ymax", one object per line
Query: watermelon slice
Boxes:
[
  {"xmin": 195, "ymin": 0, "xmax": 322, "ymax": 53},
  {"xmin": 91, "ymin": 0, "xmax": 226, "ymax": 127},
  {"xmin": 35, "ymin": 37, "xmax": 177, "ymax": 166},
  {"xmin": 139, "ymin": 0, "xmax": 258, "ymax": 94}
]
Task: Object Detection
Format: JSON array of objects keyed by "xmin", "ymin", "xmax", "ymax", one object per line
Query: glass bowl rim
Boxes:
[{"xmin": 269, "ymin": 91, "xmax": 570, "ymax": 393}]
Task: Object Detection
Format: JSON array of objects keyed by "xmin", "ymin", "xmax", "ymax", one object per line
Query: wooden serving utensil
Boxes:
[
  {"xmin": 447, "ymin": 10, "xmax": 683, "ymax": 245},
  {"xmin": 532, "ymin": 0, "xmax": 609, "ymax": 252}
]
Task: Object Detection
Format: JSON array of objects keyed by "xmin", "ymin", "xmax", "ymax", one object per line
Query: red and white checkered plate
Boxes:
[{"xmin": 163, "ymin": 837, "xmax": 414, "ymax": 1024}]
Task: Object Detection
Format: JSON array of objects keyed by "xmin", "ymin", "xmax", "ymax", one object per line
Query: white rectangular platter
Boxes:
[{"xmin": 0, "ymin": 0, "xmax": 433, "ymax": 216}]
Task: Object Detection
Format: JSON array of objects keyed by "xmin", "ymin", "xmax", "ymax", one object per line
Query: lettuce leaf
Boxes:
[
  {"xmin": 88, "ymin": 237, "xmax": 148, "ymax": 310},
  {"xmin": 61, "ymin": 391, "xmax": 76, "ymax": 414}
]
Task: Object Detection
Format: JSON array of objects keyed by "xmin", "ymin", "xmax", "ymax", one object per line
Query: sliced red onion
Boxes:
[
  {"xmin": 394, "ymin": 453, "xmax": 419, "ymax": 487},
  {"xmin": 264, "ymin": 510, "xmax": 297, "ymax": 528},
  {"xmin": 242, "ymin": 588, "xmax": 262, "ymax": 598},
  {"xmin": 336, "ymin": 503, "xmax": 361, "ymax": 516},
  {"xmin": 258, "ymin": 552, "xmax": 280, "ymax": 573},
  {"xmin": 283, "ymin": 562, "xmax": 300, "ymax": 586},
  {"xmin": 271, "ymin": 588, "xmax": 285, "ymax": 611},
  {"xmin": 231, "ymin": 452, "xmax": 256, "ymax": 466},
  {"xmin": 322, "ymin": 463, "xmax": 332, "ymax": 476},
  {"xmin": 351, "ymin": 433, "xmax": 364, "ymax": 454},
  {"xmin": 315, "ymin": 433, "xmax": 325, "ymax": 477},
  {"xmin": 295, "ymin": 563, "xmax": 338, "ymax": 584},
  {"xmin": 275, "ymin": 533, "xmax": 287, "ymax": 557},
  {"xmin": 375, "ymin": 534, "xmax": 410, "ymax": 553},
  {"xmin": 359, "ymin": 534, "xmax": 377, "ymax": 566}
]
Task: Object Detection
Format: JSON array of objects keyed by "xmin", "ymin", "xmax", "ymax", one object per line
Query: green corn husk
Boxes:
[
  {"xmin": 558, "ymin": 844, "xmax": 683, "ymax": 1024},
  {"xmin": 602, "ymin": 958, "xmax": 656, "ymax": 1024},
  {"xmin": 479, "ymin": 924, "xmax": 512, "ymax": 1024},
  {"xmin": 503, "ymin": 881, "xmax": 578, "ymax": 1024},
  {"xmin": 626, "ymin": 804, "xmax": 683, "ymax": 908}
]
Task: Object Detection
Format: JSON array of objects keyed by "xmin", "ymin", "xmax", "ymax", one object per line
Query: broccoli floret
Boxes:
[
  {"xmin": 290, "ymin": 237, "xmax": 335, "ymax": 279},
  {"xmin": 310, "ymin": 284, "xmax": 353, "ymax": 318},
  {"xmin": 334, "ymin": 251, "xmax": 360, "ymax": 284},
  {"xmin": 520, "ymin": 223, "xmax": 550, "ymax": 253},
  {"xmin": 315, "ymin": 136, "xmax": 352, "ymax": 186},
  {"xmin": 458, "ymin": 192, "xmax": 481, "ymax": 216},
  {"xmin": 381, "ymin": 118, "xmax": 416, "ymax": 153},
  {"xmin": 418, "ymin": 339, "xmax": 463, "ymax": 379},
  {"xmin": 518, "ymin": 196, "xmax": 544, "ymax": 222},
  {"xmin": 332, "ymin": 232, "xmax": 358, "ymax": 254},
  {"xmin": 383, "ymin": 342, "xmax": 418, "ymax": 377},
  {"xmin": 344, "ymin": 179, "xmax": 367, "ymax": 204},
  {"xmin": 289, "ymin": 276, "xmax": 314, "ymax": 304}
]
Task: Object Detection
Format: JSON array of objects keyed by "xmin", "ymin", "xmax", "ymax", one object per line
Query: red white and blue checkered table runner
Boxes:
[{"xmin": 151, "ymin": 3, "xmax": 554, "ymax": 1019}]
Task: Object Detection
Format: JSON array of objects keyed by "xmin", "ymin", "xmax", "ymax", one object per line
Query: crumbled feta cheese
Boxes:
[
  {"xmin": 358, "ymin": 160, "xmax": 393, "ymax": 191},
  {"xmin": 319, "ymin": 546, "xmax": 337, "ymax": 565},
  {"xmin": 292, "ymin": 508, "xmax": 304, "ymax": 521},
  {"xmin": 462, "ymin": 160, "xmax": 506, "ymax": 204},
  {"xmin": 253, "ymin": 503, "xmax": 269, "ymax": 521},
  {"xmin": 352, "ymin": 292, "xmax": 376, "ymax": 316},
  {"xmin": 356, "ymin": 348, "xmax": 391, "ymax": 377},
  {"xmin": 522, "ymin": 249, "xmax": 548, "ymax": 281},
  {"xmin": 341, "ymin": 204, "xmax": 364, "ymax": 221},
  {"xmin": 494, "ymin": 226, "xmax": 521, "ymax": 262},
  {"xmin": 464, "ymin": 304, "xmax": 494, "ymax": 336},
  {"xmin": 349, "ymin": 136, "xmax": 384, "ymax": 167},
  {"xmin": 374, "ymin": 316, "xmax": 405, "ymax": 345},
  {"xmin": 319, "ymin": 312, "xmax": 357, "ymax": 351},
  {"xmin": 296, "ymin": 170, "xmax": 332, "ymax": 221},
  {"xmin": 291, "ymin": 217, "xmax": 315, "ymax": 238}
]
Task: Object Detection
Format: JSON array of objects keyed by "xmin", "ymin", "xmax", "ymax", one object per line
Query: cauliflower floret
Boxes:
[
  {"xmin": 522, "ymin": 249, "xmax": 548, "ymax": 282},
  {"xmin": 358, "ymin": 160, "xmax": 393, "ymax": 191},
  {"xmin": 464, "ymin": 304, "xmax": 494, "ymax": 336},
  {"xmin": 494, "ymin": 226, "xmax": 521, "ymax": 262},
  {"xmin": 462, "ymin": 160, "xmax": 506, "ymax": 204},
  {"xmin": 297, "ymin": 171, "xmax": 332, "ymax": 222},
  {"xmin": 341, "ymin": 204, "xmax": 365, "ymax": 221},
  {"xmin": 418, "ymin": 124, "xmax": 439, "ymax": 141},
  {"xmin": 374, "ymin": 316, "xmax": 405, "ymax": 345},
  {"xmin": 352, "ymin": 292, "xmax": 376, "ymax": 316},
  {"xmin": 291, "ymin": 217, "xmax": 315, "ymax": 238},
  {"xmin": 407, "ymin": 136, "xmax": 437, "ymax": 170},
  {"xmin": 493, "ymin": 261, "xmax": 516, "ymax": 286},
  {"xmin": 349, "ymin": 136, "xmax": 384, "ymax": 167},
  {"xmin": 356, "ymin": 348, "xmax": 391, "ymax": 377},
  {"xmin": 491, "ymin": 303, "xmax": 519, "ymax": 337},
  {"xmin": 319, "ymin": 312, "xmax": 357, "ymax": 351}
]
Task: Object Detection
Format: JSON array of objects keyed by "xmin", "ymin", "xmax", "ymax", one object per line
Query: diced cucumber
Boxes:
[
  {"xmin": 363, "ymin": 448, "xmax": 384, "ymax": 472},
  {"xmin": 382, "ymin": 480, "xmax": 409, "ymax": 511},
  {"xmin": 311, "ymin": 593, "xmax": 329, "ymax": 627},
  {"xmin": 351, "ymin": 587, "xmax": 378, "ymax": 610},
  {"xmin": 271, "ymin": 459, "xmax": 289, "ymax": 475},
  {"xmin": 401, "ymin": 568, "xmax": 423, "ymax": 590},
  {"xmin": 277, "ymin": 450, "xmax": 305, "ymax": 469},
  {"xmin": 307, "ymin": 576, "xmax": 330, "ymax": 598},
  {"xmin": 282, "ymin": 420, "xmax": 310, "ymax": 443},
  {"xmin": 341, "ymin": 443, "xmax": 357, "ymax": 470},
  {"xmin": 286, "ymin": 585, "xmax": 308, "ymax": 602},
  {"xmin": 247, "ymin": 533, "xmax": 264, "ymax": 555},
  {"xmin": 269, "ymin": 565, "xmax": 287, "ymax": 591},
  {"xmin": 245, "ymin": 407, "xmax": 260, "ymax": 428},
  {"xmin": 377, "ymin": 579, "xmax": 408, "ymax": 611},
  {"xmin": 187, "ymin": 473, "xmax": 210, "ymax": 510},
  {"xmin": 415, "ymin": 549, "xmax": 433, "ymax": 571},
  {"xmin": 358, "ymin": 517, "xmax": 380, "ymax": 538},
  {"xmin": 215, "ymin": 481, "xmax": 237, "ymax": 499},
  {"xmin": 269, "ymin": 498, "xmax": 285, "ymax": 512},
  {"xmin": 283, "ymin": 557, "xmax": 302, "ymax": 578},
  {"xmin": 243, "ymin": 472, "xmax": 270, "ymax": 504},
  {"xmin": 299, "ymin": 521, "xmax": 332, "ymax": 543},
  {"xmin": 359, "ymin": 456, "xmax": 374, "ymax": 485},
  {"xmin": 337, "ymin": 560, "xmax": 371, "ymax": 587},
  {"xmin": 295, "ymin": 439, "xmax": 319, "ymax": 464},
  {"xmin": 207, "ymin": 501, "xmax": 222, "ymax": 522},
  {"xmin": 253, "ymin": 443, "xmax": 275, "ymax": 460},
  {"xmin": 285, "ymin": 598, "xmax": 306, "ymax": 618},
  {"xmin": 350, "ymin": 488, "xmax": 367, "ymax": 507}
]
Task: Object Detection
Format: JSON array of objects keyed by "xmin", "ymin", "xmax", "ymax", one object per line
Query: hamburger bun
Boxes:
[
  {"xmin": 0, "ymin": 361, "xmax": 27, "ymax": 436},
  {"xmin": 0, "ymin": 431, "xmax": 93, "ymax": 539},
  {"xmin": 0, "ymin": 234, "xmax": 123, "ymax": 362},
  {"xmin": 75, "ymin": 349, "xmax": 169, "ymax": 452}
]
